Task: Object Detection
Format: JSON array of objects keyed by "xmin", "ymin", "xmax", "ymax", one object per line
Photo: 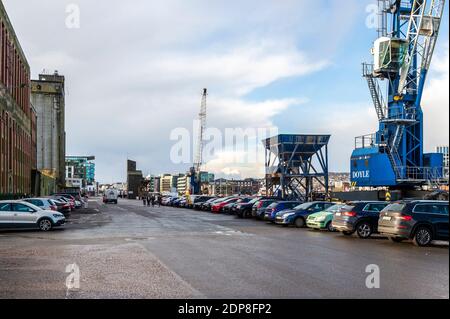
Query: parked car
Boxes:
[
  {"xmin": 53, "ymin": 195, "xmax": 76, "ymax": 210},
  {"xmin": 200, "ymin": 197, "xmax": 223, "ymax": 211},
  {"xmin": 223, "ymin": 201, "xmax": 238, "ymax": 214},
  {"xmin": 178, "ymin": 198, "xmax": 188, "ymax": 208},
  {"xmin": 227, "ymin": 197, "xmax": 252, "ymax": 215},
  {"xmin": 190, "ymin": 196, "xmax": 215, "ymax": 209},
  {"xmin": 193, "ymin": 197, "xmax": 216, "ymax": 210},
  {"xmin": 211, "ymin": 197, "xmax": 240, "ymax": 214},
  {"xmin": 0, "ymin": 200, "xmax": 66, "ymax": 231},
  {"xmin": 51, "ymin": 199, "xmax": 72, "ymax": 216},
  {"xmin": 306, "ymin": 204, "xmax": 345, "ymax": 231},
  {"xmin": 167, "ymin": 197, "xmax": 180, "ymax": 206},
  {"xmin": 172, "ymin": 197, "xmax": 185, "ymax": 207},
  {"xmin": 74, "ymin": 200, "xmax": 83, "ymax": 209},
  {"xmin": 275, "ymin": 201, "xmax": 335, "ymax": 228},
  {"xmin": 53, "ymin": 194, "xmax": 77, "ymax": 208},
  {"xmin": 252, "ymin": 199, "xmax": 279, "ymax": 219},
  {"xmin": 205, "ymin": 197, "xmax": 232, "ymax": 212},
  {"xmin": 50, "ymin": 196, "xmax": 73, "ymax": 212},
  {"xmin": 23, "ymin": 198, "xmax": 58, "ymax": 212},
  {"xmin": 235, "ymin": 197, "xmax": 280, "ymax": 218},
  {"xmin": 264, "ymin": 201, "xmax": 302, "ymax": 222},
  {"xmin": 332, "ymin": 201, "xmax": 389, "ymax": 238},
  {"xmin": 378, "ymin": 200, "xmax": 449, "ymax": 246}
]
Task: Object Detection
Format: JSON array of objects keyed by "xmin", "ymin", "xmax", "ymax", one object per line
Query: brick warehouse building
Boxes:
[{"xmin": 0, "ymin": 2, "xmax": 36, "ymax": 199}]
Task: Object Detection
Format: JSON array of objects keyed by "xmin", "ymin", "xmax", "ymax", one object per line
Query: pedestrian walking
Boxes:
[
  {"xmin": 147, "ymin": 196, "xmax": 151, "ymax": 207},
  {"xmin": 143, "ymin": 196, "xmax": 147, "ymax": 206},
  {"xmin": 151, "ymin": 195, "xmax": 155, "ymax": 207},
  {"xmin": 157, "ymin": 195, "xmax": 162, "ymax": 207}
]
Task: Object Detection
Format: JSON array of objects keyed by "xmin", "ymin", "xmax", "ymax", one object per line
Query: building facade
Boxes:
[
  {"xmin": 0, "ymin": 3, "xmax": 36, "ymax": 199},
  {"xmin": 126, "ymin": 159, "xmax": 143, "ymax": 199},
  {"xmin": 436, "ymin": 146, "xmax": 449, "ymax": 179},
  {"xmin": 31, "ymin": 71, "xmax": 66, "ymax": 189},
  {"xmin": 160, "ymin": 174, "xmax": 173, "ymax": 193},
  {"xmin": 65, "ymin": 156, "xmax": 96, "ymax": 189},
  {"xmin": 209, "ymin": 178, "xmax": 260, "ymax": 196},
  {"xmin": 177, "ymin": 174, "xmax": 188, "ymax": 195}
]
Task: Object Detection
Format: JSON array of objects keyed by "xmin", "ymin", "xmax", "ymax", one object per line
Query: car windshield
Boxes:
[
  {"xmin": 267, "ymin": 203, "xmax": 278, "ymax": 209},
  {"xmin": 248, "ymin": 198, "xmax": 259, "ymax": 204},
  {"xmin": 382, "ymin": 203, "xmax": 406, "ymax": 212},
  {"xmin": 294, "ymin": 203, "xmax": 311, "ymax": 210},
  {"xmin": 325, "ymin": 204, "xmax": 344, "ymax": 212}
]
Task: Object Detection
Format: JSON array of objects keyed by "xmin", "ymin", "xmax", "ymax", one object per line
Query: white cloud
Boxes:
[
  {"xmin": 423, "ymin": 47, "xmax": 449, "ymax": 152},
  {"xmin": 2, "ymin": 0, "xmax": 375, "ymax": 181}
]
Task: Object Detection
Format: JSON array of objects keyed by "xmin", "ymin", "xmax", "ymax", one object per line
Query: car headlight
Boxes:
[{"xmin": 283, "ymin": 213, "xmax": 295, "ymax": 218}]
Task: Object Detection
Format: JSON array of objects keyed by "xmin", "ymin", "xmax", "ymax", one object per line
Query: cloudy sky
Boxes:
[{"xmin": 3, "ymin": 0, "xmax": 449, "ymax": 183}]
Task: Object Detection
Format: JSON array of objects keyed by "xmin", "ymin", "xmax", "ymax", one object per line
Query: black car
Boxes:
[
  {"xmin": 191, "ymin": 196, "xmax": 215, "ymax": 209},
  {"xmin": 332, "ymin": 201, "xmax": 389, "ymax": 238},
  {"xmin": 193, "ymin": 197, "xmax": 216, "ymax": 210},
  {"xmin": 236, "ymin": 196, "xmax": 280, "ymax": 218},
  {"xmin": 378, "ymin": 200, "xmax": 449, "ymax": 246},
  {"xmin": 231, "ymin": 198, "xmax": 256, "ymax": 217}
]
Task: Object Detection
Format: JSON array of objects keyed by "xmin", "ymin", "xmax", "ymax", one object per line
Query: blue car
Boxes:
[
  {"xmin": 274, "ymin": 201, "xmax": 335, "ymax": 228},
  {"xmin": 264, "ymin": 201, "xmax": 302, "ymax": 222}
]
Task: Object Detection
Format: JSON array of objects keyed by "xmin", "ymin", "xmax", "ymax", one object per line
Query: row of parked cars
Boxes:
[
  {"xmin": 0, "ymin": 193, "xmax": 87, "ymax": 232},
  {"xmin": 162, "ymin": 194, "xmax": 449, "ymax": 247}
]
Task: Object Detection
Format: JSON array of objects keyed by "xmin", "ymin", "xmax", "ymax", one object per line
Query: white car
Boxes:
[{"xmin": 0, "ymin": 200, "xmax": 66, "ymax": 232}]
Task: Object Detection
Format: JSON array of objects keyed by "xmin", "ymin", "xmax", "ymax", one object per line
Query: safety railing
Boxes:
[
  {"xmin": 355, "ymin": 134, "xmax": 378, "ymax": 149},
  {"xmin": 396, "ymin": 166, "xmax": 443, "ymax": 182}
]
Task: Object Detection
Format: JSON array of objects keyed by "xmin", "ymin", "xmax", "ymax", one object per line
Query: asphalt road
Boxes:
[{"xmin": 0, "ymin": 198, "xmax": 448, "ymax": 299}]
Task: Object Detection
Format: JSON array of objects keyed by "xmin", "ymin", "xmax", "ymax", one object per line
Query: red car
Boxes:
[{"xmin": 211, "ymin": 197, "xmax": 240, "ymax": 214}]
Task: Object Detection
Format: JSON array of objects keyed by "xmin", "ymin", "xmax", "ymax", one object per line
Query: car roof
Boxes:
[
  {"xmin": 394, "ymin": 200, "xmax": 449, "ymax": 204},
  {"xmin": 346, "ymin": 201, "xmax": 387, "ymax": 204}
]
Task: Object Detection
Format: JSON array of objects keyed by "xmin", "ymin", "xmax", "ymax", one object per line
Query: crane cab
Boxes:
[{"xmin": 373, "ymin": 37, "xmax": 408, "ymax": 77}]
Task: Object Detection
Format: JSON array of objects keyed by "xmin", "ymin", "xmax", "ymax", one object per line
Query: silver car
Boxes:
[
  {"xmin": 0, "ymin": 200, "xmax": 66, "ymax": 231},
  {"xmin": 22, "ymin": 198, "xmax": 58, "ymax": 211}
]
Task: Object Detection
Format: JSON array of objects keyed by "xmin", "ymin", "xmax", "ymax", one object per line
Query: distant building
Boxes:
[
  {"xmin": 65, "ymin": 156, "xmax": 96, "ymax": 188},
  {"xmin": 177, "ymin": 174, "xmax": 188, "ymax": 195},
  {"xmin": 436, "ymin": 146, "xmax": 449, "ymax": 179},
  {"xmin": 160, "ymin": 174, "xmax": 173, "ymax": 193},
  {"xmin": 210, "ymin": 178, "xmax": 260, "ymax": 196},
  {"xmin": 31, "ymin": 71, "xmax": 66, "ymax": 189},
  {"xmin": 126, "ymin": 159, "xmax": 143, "ymax": 199},
  {"xmin": 0, "ymin": 3, "xmax": 37, "ymax": 199}
]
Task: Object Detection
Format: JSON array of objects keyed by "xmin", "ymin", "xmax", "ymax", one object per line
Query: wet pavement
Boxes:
[{"xmin": 0, "ymin": 198, "xmax": 448, "ymax": 299}]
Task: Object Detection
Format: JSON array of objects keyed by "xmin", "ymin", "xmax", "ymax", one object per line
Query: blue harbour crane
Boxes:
[{"xmin": 351, "ymin": 0, "xmax": 446, "ymax": 189}]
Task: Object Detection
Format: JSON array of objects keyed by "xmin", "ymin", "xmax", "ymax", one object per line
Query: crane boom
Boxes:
[
  {"xmin": 398, "ymin": 0, "xmax": 445, "ymax": 97},
  {"xmin": 194, "ymin": 88, "xmax": 207, "ymax": 173}
]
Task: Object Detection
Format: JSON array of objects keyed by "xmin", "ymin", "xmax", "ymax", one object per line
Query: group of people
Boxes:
[{"xmin": 143, "ymin": 194, "xmax": 161, "ymax": 207}]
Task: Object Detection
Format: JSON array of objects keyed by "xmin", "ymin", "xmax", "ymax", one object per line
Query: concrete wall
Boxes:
[{"xmin": 31, "ymin": 75, "xmax": 66, "ymax": 188}]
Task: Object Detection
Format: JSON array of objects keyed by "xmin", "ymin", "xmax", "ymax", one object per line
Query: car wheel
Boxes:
[
  {"xmin": 326, "ymin": 222, "xmax": 334, "ymax": 232},
  {"xmin": 413, "ymin": 227, "xmax": 433, "ymax": 247},
  {"xmin": 294, "ymin": 217, "xmax": 305, "ymax": 228},
  {"xmin": 356, "ymin": 222, "xmax": 373, "ymax": 239},
  {"xmin": 38, "ymin": 218, "xmax": 53, "ymax": 232},
  {"xmin": 388, "ymin": 237, "xmax": 404, "ymax": 243}
]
